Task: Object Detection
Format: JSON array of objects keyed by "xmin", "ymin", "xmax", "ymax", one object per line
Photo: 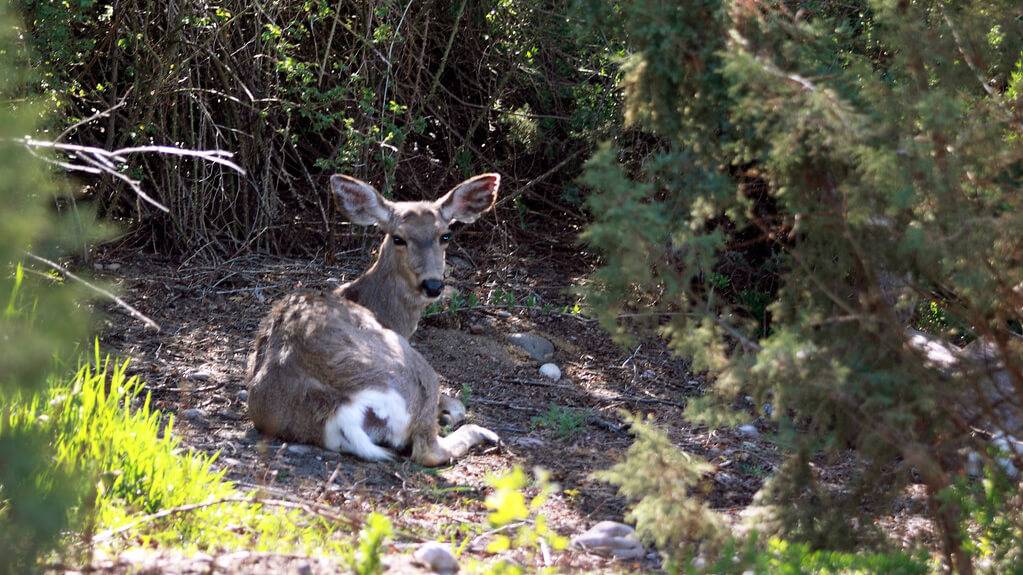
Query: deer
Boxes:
[{"xmin": 245, "ymin": 173, "xmax": 502, "ymax": 466}]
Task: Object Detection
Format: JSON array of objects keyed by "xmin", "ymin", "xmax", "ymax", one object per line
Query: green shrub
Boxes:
[
  {"xmin": 1, "ymin": 2, "xmax": 94, "ymax": 568},
  {"xmin": 529, "ymin": 404, "xmax": 589, "ymax": 439},
  {"xmin": 3, "ymin": 353, "xmax": 350, "ymax": 559},
  {"xmin": 17, "ymin": 0, "xmax": 625, "ymax": 257},
  {"xmin": 581, "ymin": 0, "xmax": 1023, "ymax": 571}
]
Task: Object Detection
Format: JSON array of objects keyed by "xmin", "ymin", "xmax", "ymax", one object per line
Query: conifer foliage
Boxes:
[{"xmin": 582, "ymin": 1, "xmax": 1023, "ymax": 571}]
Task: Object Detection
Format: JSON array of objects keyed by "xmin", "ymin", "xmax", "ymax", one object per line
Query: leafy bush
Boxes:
[
  {"xmin": 1, "ymin": 2, "xmax": 94, "ymax": 568},
  {"xmin": 17, "ymin": 0, "xmax": 624, "ymax": 257},
  {"xmin": 478, "ymin": 466, "xmax": 567, "ymax": 575},
  {"xmin": 581, "ymin": 0, "xmax": 1023, "ymax": 572}
]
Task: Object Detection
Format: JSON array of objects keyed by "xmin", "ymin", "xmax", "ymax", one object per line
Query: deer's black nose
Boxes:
[{"xmin": 421, "ymin": 279, "xmax": 444, "ymax": 298}]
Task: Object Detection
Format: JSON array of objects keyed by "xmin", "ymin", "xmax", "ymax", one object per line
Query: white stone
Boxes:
[
  {"xmin": 571, "ymin": 521, "xmax": 644, "ymax": 560},
  {"xmin": 413, "ymin": 541, "xmax": 459, "ymax": 574},
  {"xmin": 287, "ymin": 444, "xmax": 312, "ymax": 455},
  {"xmin": 539, "ymin": 363, "xmax": 561, "ymax": 381},
  {"xmin": 184, "ymin": 368, "xmax": 214, "ymax": 382},
  {"xmin": 737, "ymin": 424, "xmax": 760, "ymax": 438}
]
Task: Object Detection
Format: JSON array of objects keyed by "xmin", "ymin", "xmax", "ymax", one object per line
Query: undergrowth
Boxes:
[{"xmin": 2, "ymin": 347, "xmax": 353, "ymax": 564}]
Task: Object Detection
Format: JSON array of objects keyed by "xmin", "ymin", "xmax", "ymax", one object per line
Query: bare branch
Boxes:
[
  {"xmin": 16, "ymin": 138, "xmax": 247, "ymax": 214},
  {"xmin": 89, "ymin": 494, "xmax": 360, "ymax": 545}
]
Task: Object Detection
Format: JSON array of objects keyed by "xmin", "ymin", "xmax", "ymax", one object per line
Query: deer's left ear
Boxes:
[{"xmin": 435, "ymin": 173, "xmax": 500, "ymax": 224}]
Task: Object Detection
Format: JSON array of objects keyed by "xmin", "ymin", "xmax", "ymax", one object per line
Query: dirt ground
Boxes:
[{"xmin": 88, "ymin": 232, "xmax": 922, "ymax": 573}]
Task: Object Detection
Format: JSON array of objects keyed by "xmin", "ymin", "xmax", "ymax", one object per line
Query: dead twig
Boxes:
[
  {"xmin": 17, "ymin": 138, "xmax": 246, "ymax": 213},
  {"xmin": 90, "ymin": 495, "xmax": 359, "ymax": 545},
  {"xmin": 24, "ymin": 252, "xmax": 161, "ymax": 332}
]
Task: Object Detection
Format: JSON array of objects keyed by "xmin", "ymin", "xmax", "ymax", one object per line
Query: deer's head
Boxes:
[{"xmin": 331, "ymin": 173, "xmax": 500, "ymax": 300}]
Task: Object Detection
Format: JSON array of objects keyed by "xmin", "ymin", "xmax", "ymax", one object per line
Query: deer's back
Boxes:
[{"xmin": 246, "ymin": 289, "xmax": 439, "ymax": 446}]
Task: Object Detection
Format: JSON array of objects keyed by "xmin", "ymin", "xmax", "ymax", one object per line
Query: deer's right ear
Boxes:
[{"xmin": 330, "ymin": 175, "xmax": 395, "ymax": 228}]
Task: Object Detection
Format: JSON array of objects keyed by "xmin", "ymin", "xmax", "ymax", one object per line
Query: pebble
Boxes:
[
  {"xmin": 495, "ymin": 310, "xmax": 512, "ymax": 318},
  {"xmin": 468, "ymin": 323, "xmax": 486, "ymax": 335},
  {"xmin": 737, "ymin": 424, "xmax": 760, "ymax": 438},
  {"xmin": 181, "ymin": 408, "xmax": 205, "ymax": 422},
  {"xmin": 539, "ymin": 363, "xmax": 561, "ymax": 381},
  {"xmin": 412, "ymin": 541, "xmax": 459, "ymax": 574},
  {"xmin": 507, "ymin": 333, "xmax": 555, "ymax": 361},
  {"xmin": 184, "ymin": 368, "xmax": 214, "ymax": 382},
  {"xmin": 571, "ymin": 521, "xmax": 644, "ymax": 560},
  {"xmin": 236, "ymin": 389, "xmax": 249, "ymax": 402},
  {"xmin": 510, "ymin": 436, "xmax": 545, "ymax": 449},
  {"xmin": 287, "ymin": 444, "xmax": 312, "ymax": 455}
]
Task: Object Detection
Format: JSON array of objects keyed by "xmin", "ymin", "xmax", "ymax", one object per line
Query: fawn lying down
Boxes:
[{"xmin": 246, "ymin": 173, "xmax": 501, "ymax": 466}]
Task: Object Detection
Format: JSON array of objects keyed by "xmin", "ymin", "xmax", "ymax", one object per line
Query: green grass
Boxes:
[
  {"xmin": 1, "ymin": 347, "xmax": 359, "ymax": 563},
  {"xmin": 530, "ymin": 404, "xmax": 589, "ymax": 439}
]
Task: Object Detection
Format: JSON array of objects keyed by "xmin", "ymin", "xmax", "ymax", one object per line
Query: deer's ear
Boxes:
[
  {"xmin": 331, "ymin": 175, "xmax": 395, "ymax": 228},
  {"xmin": 436, "ymin": 173, "xmax": 500, "ymax": 224}
]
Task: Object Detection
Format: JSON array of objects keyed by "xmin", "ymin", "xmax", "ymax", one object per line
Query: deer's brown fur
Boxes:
[{"xmin": 246, "ymin": 174, "xmax": 500, "ymax": 465}]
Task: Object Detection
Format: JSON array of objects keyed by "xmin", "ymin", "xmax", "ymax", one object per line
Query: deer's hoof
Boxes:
[{"xmin": 465, "ymin": 424, "xmax": 500, "ymax": 446}]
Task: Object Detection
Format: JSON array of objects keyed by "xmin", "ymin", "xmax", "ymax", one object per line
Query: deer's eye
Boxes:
[
  {"xmin": 392, "ymin": 235, "xmax": 407, "ymax": 246},
  {"xmin": 440, "ymin": 233, "xmax": 452, "ymax": 244}
]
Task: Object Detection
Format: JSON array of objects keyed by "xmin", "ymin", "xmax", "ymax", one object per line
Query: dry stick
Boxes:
[
  {"xmin": 24, "ymin": 252, "xmax": 161, "ymax": 332},
  {"xmin": 90, "ymin": 495, "xmax": 359, "ymax": 545},
  {"xmin": 56, "ymin": 97, "xmax": 127, "ymax": 142},
  {"xmin": 493, "ymin": 149, "xmax": 584, "ymax": 210},
  {"xmin": 424, "ymin": 0, "xmax": 467, "ymax": 103},
  {"xmin": 317, "ymin": 0, "xmax": 346, "ymax": 86},
  {"xmin": 18, "ymin": 139, "xmax": 246, "ymax": 214}
]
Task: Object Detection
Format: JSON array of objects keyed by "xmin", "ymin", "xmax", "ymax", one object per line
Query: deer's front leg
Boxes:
[
  {"xmin": 438, "ymin": 393, "xmax": 466, "ymax": 427},
  {"xmin": 412, "ymin": 425, "xmax": 500, "ymax": 467}
]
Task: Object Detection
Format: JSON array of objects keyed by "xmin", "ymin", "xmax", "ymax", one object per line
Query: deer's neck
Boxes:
[{"xmin": 339, "ymin": 239, "xmax": 426, "ymax": 339}]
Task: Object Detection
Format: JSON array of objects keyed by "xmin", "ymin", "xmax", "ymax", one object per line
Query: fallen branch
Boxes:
[
  {"xmin": 90, "ymin": 494, "xmax": 359, "ymax": 545},
  {"xmin": 24, "ymin": 252, "xmax": 161, "ymax": 332}
]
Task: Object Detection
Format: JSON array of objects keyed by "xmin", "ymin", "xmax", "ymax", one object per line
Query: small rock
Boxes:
[
  {"xmin": 511, "ymin": 436, "xmax": 545, "ymax": 449},
  {"xmin": 181, "ymin": 408, "xmax": 205, "ymax": 422},
  {"xmin": 236, "ymin": 389, "xmax": 249, "ymax": 402},
  {"xmin": 640, "ymin": 369, "xmax": 656, "ymax": 379},
  {"xmin": 991, "ymin": 433, "xmax": 1023, "ymax": 478},
  {"xmin": 412, "ymin": 541, "xmax": 459, "ymax": 574},
  {"xmin": 507, "ymin": 333, "xmax": 555, "ymax": 361},
  {"xmin": 539, "ymin": 363, "xmax": 561, "ymax": 381},
  {"xmin": 184, "ymin": 368, "xmax": 214, "ymax": 382},
  {"xmin": 495, "ymin": 310, "xmax": 512, "ymax": 318},
  {"xmin": 965, "ymin": 450, "xmax": 983, "ymax": 477},
  {"xmin": 295, "ymin": 562, "xmax": 313, "ymax": 575},
  {"xmin": 468, "ymin": 323, "xmax": 486, "ymax": 335},
  {"xmin": 571, "ymin": 521, "xmax": 644, "ymax": 560},
  {"xmin": 222, "ymin": 457, "xmax": 242, "ymax": 467},
  {"xmin": 105, "ymin": 262, "xmax": 122, "ymax": 271},
  {"xmin": 737, "ymin": 424, "xmax": 760, "ymax": 438},
  {"xmin": 287, "ymin": 443, "xmax": 312, "ymax": 455},
  {"xmin": 93, "ymin": 263, "xmax": 104, "ymax": 271}
]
